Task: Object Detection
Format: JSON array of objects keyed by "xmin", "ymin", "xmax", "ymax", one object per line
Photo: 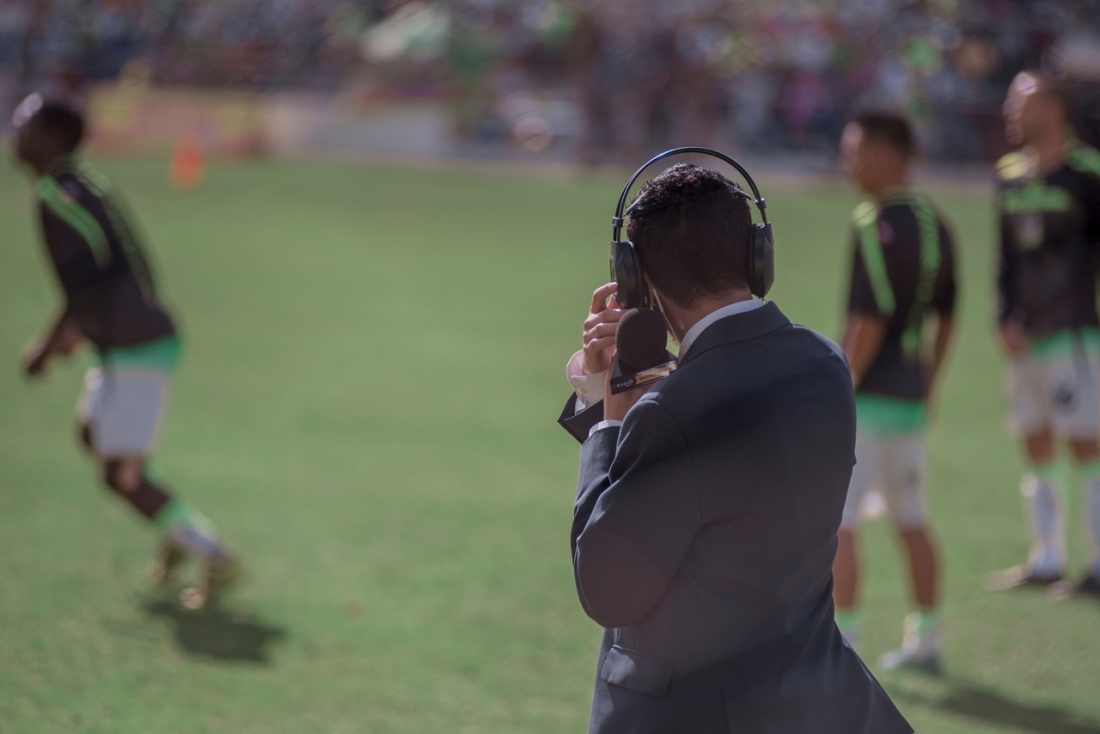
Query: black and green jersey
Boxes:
[
  {"xmin": 36, "ymin": 157, "xmax": 177, "ymax": 359},
  {"xmin": 847, "ymin": 190, "xmax": 957, "ymax": 403},
  {"xmin": 996, "ymin": 143, "xmax": 1100, "ymax": 337}
]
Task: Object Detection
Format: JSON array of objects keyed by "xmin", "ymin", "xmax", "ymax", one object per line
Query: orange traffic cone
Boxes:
[{"xmin": 169, "ymin": 135, "xmax": 205, "ymax": 189}]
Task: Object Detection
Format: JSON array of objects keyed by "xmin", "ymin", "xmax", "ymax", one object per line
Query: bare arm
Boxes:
[
  {"xmin": 841, "ymin": 313, "xmax": 887, "ymax": 386},
  {"xmin": 23, "ymin": 311, "xmax": 81, "ymax": 377},
  {"xmin": 926, "ymin": 315, "xmax": 954, "ymax": 400}
]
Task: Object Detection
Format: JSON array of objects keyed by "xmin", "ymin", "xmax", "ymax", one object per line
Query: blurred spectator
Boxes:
[{"xmin": 4, "ymin": 0, "xmax": 1100, "ymax": 161}]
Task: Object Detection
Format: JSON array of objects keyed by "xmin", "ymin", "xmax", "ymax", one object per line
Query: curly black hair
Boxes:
[
  {"xmin": 853, "ymin": 111, "xmax": 914, "ymax": 160},
  {"xmin": 625, "ymin": 163, "xmax": 752, "ymax": 308}
]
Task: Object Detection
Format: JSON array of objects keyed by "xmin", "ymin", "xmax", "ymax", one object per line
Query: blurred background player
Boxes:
[
  {"xmin": 11, "ymin": 94, "xmax": 240, "ymax": 610},
  {"xmin": 991, "ymin": 71, "xmax": 1100, "ymax": 597},
  {"xmin": 834, "ymin": 112, "xmax": 957, "ymax": 673}
]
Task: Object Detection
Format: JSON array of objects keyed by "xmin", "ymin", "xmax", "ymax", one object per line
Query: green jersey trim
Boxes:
[
  {"xmin": 99, "ymin": 334, "xmax": 182, "ymax": 374},
  {"xmin": 855, "ymin": 393, "xmax": 926, "ymax": 436},
  {"xmin": 1029, "ymin": 328, "xmax": 1100, "ymax": 362},
  {"xmin": 902, "ymin": 195, "xmax": 943, "ymax": 357},
  {"xmin": 853, "ymin": 202, "xmax": 896, "ymax": 317},
  {"xmin": 36, "ymin": 176, "xmax": 112, "ymax": 267}
]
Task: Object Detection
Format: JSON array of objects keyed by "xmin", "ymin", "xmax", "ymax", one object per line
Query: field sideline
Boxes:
[{"xmin": 0, "ymin": 157, "xmax": 1098, "ymax": 733}]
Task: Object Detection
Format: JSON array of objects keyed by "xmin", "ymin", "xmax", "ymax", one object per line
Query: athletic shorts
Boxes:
[
  {"xmin": 841, "ymin": 432, "xmax": 927, "ymax": 530},
  {"xmin": 1006, "ymin": 350, "xmax": 1100, "ymax": 439},
  {"xmin": 76, "ymin": 367, "xmax": 170, "ymax": 458}
]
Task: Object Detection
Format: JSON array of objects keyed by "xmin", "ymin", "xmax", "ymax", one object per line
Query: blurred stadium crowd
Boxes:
[{"xmin": 3, "ymin": 0, "xmax": 1100, "ymax": 162}]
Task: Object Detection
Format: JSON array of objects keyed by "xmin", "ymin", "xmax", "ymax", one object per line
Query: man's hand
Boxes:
[
  {"xmin": 999, "ymin": 322, "xmax": 1027, "ymax": 357},
  {"xmin": 603, "ymin": 368, "xmax": 650, "ymax": 421},
  {"xmin": 22, "ymin": 342, "xmax": 51, "ymax": 378},
  {"xmin": 582, "ymin": 282, "xmax": 624, "ymax": 375}
]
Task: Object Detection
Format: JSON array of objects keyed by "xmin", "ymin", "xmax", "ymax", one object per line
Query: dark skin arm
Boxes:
[
  {"xmin": 841, "ymin": 312, "xmax": 887, "ymax": 385},
  {"xmin": 926, "ymin": 315, "xmax": 954, "ymax": 402},
  {"xmin": 23, "ymin": 310, "xmax": 82, "ymax": 378}
]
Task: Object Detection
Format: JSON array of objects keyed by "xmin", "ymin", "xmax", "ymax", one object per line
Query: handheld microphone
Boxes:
[{"xmin": 609, "ymin": 308, "xmax": 678, "ymax": 395}]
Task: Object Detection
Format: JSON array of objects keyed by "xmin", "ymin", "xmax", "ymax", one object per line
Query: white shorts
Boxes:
[
  {"xmin": 1006, "ymin": 351, "xmax": 1100, "ymax": 438},
  {"xmin": 77, "ymin": 367, "xmax": 170, "ymax": 458},
  {"xmin": 841, "ymin": 432, "xmax": 927, "ymax": 530}
]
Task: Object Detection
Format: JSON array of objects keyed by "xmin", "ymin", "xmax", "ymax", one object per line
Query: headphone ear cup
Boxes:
[
  {"xmin": 612, "ymin": 240, "xmax": 647, "ymax": 309},
  {"xmin": 750, "ymin": 223, "xmax": 775, "ymax": 298}
]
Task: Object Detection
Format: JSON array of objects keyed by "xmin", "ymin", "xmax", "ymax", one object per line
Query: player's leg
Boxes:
[
  {"xmin": 834, "ymin": 432, "xmax": 880, "ymax": 653},
  {"xmin": 1068, "ymin": 438, "xmax": 1100, "ymax": 595},
  {"xmin": 90, "ymin": 368, "xmax": 239, "ymax": 607},
  {"xmin": 991, "ymin": 355, "xmax": 1065, "ymax": 587},
  {"xmin": 878, "ymin": 434, "xmax": 941, "ymax": 673},
  {"xmin": 1063, "ymin": 347, "xmax": 1100, "ymax": 595}
]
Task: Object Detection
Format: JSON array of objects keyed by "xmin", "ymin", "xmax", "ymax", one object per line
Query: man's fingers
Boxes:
[
  {"xmin": 584, "ymin": 307, "xmax": 624, "ymax": 333},
  {"xmin": 584, "ymin": 336, "xmax": 616, "ymax": 355},
  {"xmin": 590, "ymin": 282, "xmax": 619, "ymax": 314},
  {"xmin": 583, "ymin": 321, "xmax": 619, "ymax": 345}
]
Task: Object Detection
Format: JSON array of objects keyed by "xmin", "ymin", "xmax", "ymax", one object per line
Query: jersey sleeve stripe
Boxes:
[
  {"xmin": 854, "ymin": 204, "xmax": 897, "ymax": 316},
  {"xmin": 36, "ymin": 177, "xmax": 112, "ymax": 267}
]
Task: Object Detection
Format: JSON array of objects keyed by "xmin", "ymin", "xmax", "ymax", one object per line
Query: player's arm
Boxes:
[
  {"xmin": 22, "ymin": 311, "xmax": 81, "ymax": 377},
  {"xmin": 843, "ymin": 223, "xmax": 891, "ymax": 385},
  {"xmin": 842, "ymin": 313, "xmax": 887, "ymax": 385},
  {"xmin": 996, "ymin": 191, "xmax": 1026, "ymax": 355},
  {"xmin": 926, "ymin": 230, "xmax": 959, "ymax": 401},
  {"xmin": 24, "ymin": 192, "xmax": 108, "ymax": 377}
]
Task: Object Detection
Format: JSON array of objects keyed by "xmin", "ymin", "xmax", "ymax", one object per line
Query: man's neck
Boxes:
[
  {"xmin": 1028, "ymin": 128, "xmax": 1069, "ymax": 174},
  {"xmin": 864, "ymin": 172, "xmax": 910, "ymax": 201},
  {"xmin": 662, "ymin": 290, "xmax": 753, "ymax": 344}
]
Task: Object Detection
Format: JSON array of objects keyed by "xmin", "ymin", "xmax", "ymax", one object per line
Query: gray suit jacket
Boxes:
[{"xmin": 563, "ymin": 302, "xmax": 912, "ymax": 734}]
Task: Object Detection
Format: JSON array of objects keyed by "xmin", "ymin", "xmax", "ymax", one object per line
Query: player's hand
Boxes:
[
  {"xmin": 21, "ymin": 342, "xmax": 50, "ymax": 378},
  {"xmin": 999, "ymin": 322, "xmax": 1028, "ymax": 357},
  {"xmin": 582, "ymin": 282, "xmax": 624, "ymax": 375},
  {"xmin": 52, "ymin": 321, "xmax": 83, "ymax": 357}
]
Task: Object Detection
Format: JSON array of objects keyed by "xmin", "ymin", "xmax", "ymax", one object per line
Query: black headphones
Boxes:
[{"xmin": 611, "ymin": 146, "xmax": 775, "ymax": 308}]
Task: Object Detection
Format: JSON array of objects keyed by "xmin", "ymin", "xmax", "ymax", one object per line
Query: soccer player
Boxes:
[
  {"xmin": 990, "ymin": 71, "xmax": 1100, "ymax": 597},
  {"xmin": 11, "ymin": 94, "xmax": 240, "ymax": 609},
  {"xmin": 833, "ymin": 112, "xmax": 957, "ymax": 673}
]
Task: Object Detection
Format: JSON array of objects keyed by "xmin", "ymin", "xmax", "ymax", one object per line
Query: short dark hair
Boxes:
[
  {"xmin": 626, "ymin": 163, "xmax": 752, "ymax": 307},
  {"xmin": 854, "ymin": 111, "xmax": 915, "ymax": 159},
  {"xmin": 30, "ymin": 101, "xmax": 85, "ymax": 152}
]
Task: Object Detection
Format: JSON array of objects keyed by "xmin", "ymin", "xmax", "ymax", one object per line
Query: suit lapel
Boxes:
[{"xmin": 679, "ymin": 302, "xmax": 791, "ymax": 365}]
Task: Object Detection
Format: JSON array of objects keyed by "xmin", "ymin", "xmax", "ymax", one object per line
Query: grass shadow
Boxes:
[
  {"xmin": 897, "ymin": 679, "xmax": 1100, "ymax": 734},
  {"xmin": 144, "ymin": 599, "xmax": 286, "ymax": 664}
]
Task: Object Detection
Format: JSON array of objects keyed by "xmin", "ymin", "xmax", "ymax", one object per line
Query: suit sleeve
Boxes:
[{"xmin": 571, "ymin": 398, "xmax": 699, "ymax": 628}]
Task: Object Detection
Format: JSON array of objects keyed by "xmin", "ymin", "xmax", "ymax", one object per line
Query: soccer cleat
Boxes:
[
  {"xmin": 879, "ymin": 648, "xmax": 943, "ymax": 676},
  {"xmin": 179, "ymin": 554, "xmax": 243, "ymax": 611},
  {"xmin": 985, "ymin": 564, "xmax": 1064, "ymax": 592},
  {"xmin": 147, "ymin": 539, "xmax": 187, "ymax": 585}
]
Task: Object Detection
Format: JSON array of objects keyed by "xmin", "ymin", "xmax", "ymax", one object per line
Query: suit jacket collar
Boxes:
[{"xmin": 678, "ymin": 301, "xmax": 790, "ymax": 365}]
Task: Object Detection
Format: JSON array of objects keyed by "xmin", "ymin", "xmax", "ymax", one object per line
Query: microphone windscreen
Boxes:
[{"xmin": 616, "ymin": 308, "xmax": 669, "ymax": 370}]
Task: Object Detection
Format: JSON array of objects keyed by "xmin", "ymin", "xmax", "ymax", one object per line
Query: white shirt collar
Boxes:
[{"xmin": 678, "ymin": 298, "xmax": 767, "ymax": 356}]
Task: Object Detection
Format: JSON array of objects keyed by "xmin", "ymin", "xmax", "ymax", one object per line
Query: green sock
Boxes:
[{"xmin": 156, "ymin": 498, "xmax": 226, "ymax": 561}]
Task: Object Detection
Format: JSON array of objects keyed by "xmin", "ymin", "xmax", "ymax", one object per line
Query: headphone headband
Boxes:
[{"xmin": 611, "ymin": 146, "xmax": 770, "ymax": 240}]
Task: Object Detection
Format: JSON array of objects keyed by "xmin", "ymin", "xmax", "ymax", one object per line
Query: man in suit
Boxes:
[{"xmin": 560, "ymin": 163, "xmax": 911, "ymax": 733}]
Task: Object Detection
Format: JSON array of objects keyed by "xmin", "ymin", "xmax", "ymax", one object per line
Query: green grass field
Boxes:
[{"xmin": 1, "ymin": 156, "xmax": 1098, "ymax": 733}]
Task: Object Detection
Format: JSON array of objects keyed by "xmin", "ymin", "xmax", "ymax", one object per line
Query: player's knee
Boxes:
[{"xmin": 103, "ymin": 460, "xmax": 142, "ymax": 494}]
